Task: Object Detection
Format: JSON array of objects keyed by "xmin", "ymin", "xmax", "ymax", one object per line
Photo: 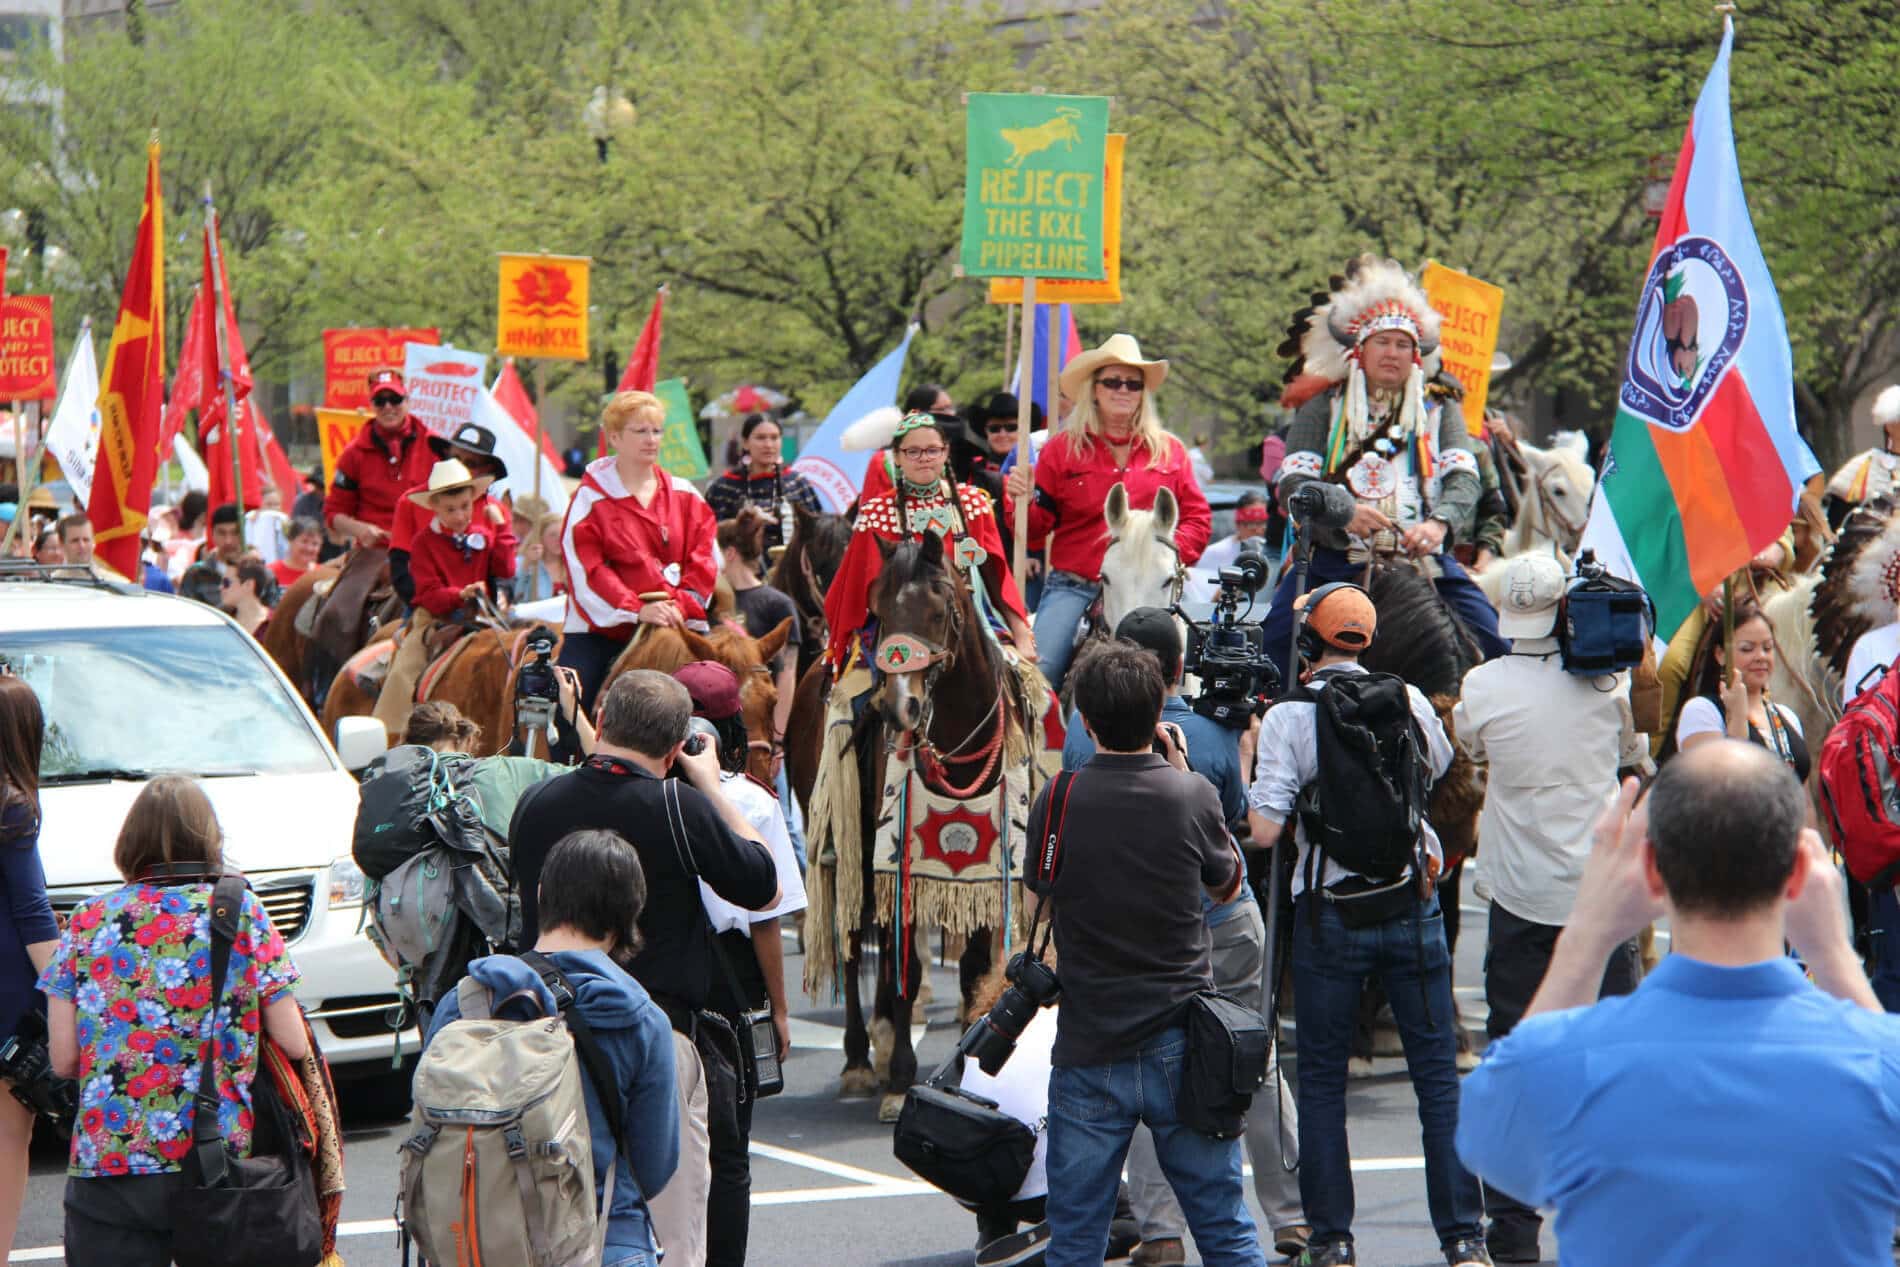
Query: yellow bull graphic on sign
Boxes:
[{"xmin": 1001, "ymin": 106, "xmax": 1083, "ymax": 168}]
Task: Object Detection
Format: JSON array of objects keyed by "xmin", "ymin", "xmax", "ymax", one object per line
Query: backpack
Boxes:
[
  {"xmin": 1289, "ymin": 669, "xmax": 1429, "ymax": 883},
  {"xmin": 1559, "ymin": 558, "xmax": 1654, "ymax": 676},
  {"xmin": 399, "ymin": 952, "xmax": 627, "ymax": 1267},
  {"xmin": 352, "ymin": 746, "xmax": 520, "ymax": 1033},
  {"xmin": 1819, "ymin": 664, "xmax": 1900, "ymax": 886}
]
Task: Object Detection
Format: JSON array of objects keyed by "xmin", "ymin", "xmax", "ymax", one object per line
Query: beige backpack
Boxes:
[{"xmin": 398, "ymin": 955, "xmax": 620, "ymax": 1267}]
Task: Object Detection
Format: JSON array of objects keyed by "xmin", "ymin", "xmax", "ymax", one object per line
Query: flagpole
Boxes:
[
  {"xmin": 1012, "ymin": 276, "xmax": 1035, "ymax": 585},
  {"xmin": 203, "ymin": 186, "xmax": 245, "ymax": 548},
  {"xmin": 1001, "ymin": 305, "xmax": 1014, "ymax": 393},
  {"xmin": 532, "ymin": 359, "xmax": 545, "ymax": 501}
]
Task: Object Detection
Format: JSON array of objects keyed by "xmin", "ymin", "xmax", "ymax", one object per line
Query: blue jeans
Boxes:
[
  {"xmin": 1871, "ymin": 885, "xmax": 1900, "ymax": 1013},
  {"xmin": 1045, "ymin": 1027, "xmax": 1262, "ymax": 1267},
  {"xmin": 1290, "ymin": 894, "xmax": 1482, "ymax": 1250},
  {"xmin": 1033, "ymin": 570, "xmax": 1099, "ymax": 691},
  {"xmin": 774, "ymin": 763, "xmax": 808, "ymax": 873},
  {"xmin": 1261, "ymin": 547, "xmax": 1508, "ymax": 685}
]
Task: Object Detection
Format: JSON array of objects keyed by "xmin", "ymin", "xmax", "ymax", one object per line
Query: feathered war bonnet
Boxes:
[{"xmin": 1276, "ymin": 255, "xmax": 1443, "ymax": 470}]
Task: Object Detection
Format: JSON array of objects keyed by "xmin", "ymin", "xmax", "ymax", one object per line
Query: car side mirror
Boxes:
[{"xmin": 334, "ymin": 715, "xmax": 388, "ymax": 772}]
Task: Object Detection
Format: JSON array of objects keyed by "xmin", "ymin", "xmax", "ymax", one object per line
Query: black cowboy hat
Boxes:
[{"xmin": 428, "ymin": 421, "xmax": 510, "ymax": 480}]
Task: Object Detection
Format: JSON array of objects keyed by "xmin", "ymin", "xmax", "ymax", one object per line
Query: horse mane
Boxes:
[
  {"xmin": 769, "ymin": 507, "xmax": 851, "ymax": 608},
  {"xmin": 1360, "ymin": 565, "xmax": 1479, "ymax": 699}
]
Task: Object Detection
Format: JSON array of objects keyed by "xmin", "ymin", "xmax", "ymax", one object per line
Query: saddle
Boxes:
[{"xmin": 311, "ymin": 546, "xmax": 393, "ymax": 663}]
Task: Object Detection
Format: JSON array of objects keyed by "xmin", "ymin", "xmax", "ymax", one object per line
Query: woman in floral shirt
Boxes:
[{"xmin": 39, "ymin": 775, "xmax": 306, "ymax": 1262}]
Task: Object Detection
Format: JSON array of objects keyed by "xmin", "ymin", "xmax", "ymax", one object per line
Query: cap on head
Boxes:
[
  {"xmin": 1113, "ymin": 607, "xmax": 1184, "ymax": 677},
  {"xmin": 1496, "ymin": 553, "xmax": 1568, "ymax": 639},
  {"xmin": 367, "ymin": 368, "xmax": 406, "ymax": 400},
  {"xmin": 675, "ymin": 660, "xmax": 742, "ymax": 721},
  {"xmin": 1295, "ymin": 582, "xmax": 1377, "ymax": 651},
  {"xmin": 1875, "ymin": 384, "xmax": 1900, "ymax": 430}
]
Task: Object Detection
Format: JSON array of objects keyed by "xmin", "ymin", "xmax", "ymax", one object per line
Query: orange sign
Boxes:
[
  {"xmin": 988, "ymin": 134, "xmax": 1125, "ymax": 306},
  {"xmin": 0, "ymin": 295, "xmax": 55, "ymax": 401},
  {"xmin": 323, "ymin": 327, "xmax": 440, "ymax": 409},
  {"xmin": 497, "ymin": 253, "xmax": 590, "ymax": 361},
  {"xmin": 1421, "ymin": 262, "xmax": 1506, "ymax": 435},
  {"xmin": 316, "ymin": 407, "xmax": 365, "ymax": 489}
]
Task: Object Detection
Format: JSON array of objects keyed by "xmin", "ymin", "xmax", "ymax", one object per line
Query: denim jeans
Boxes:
[
  {"xmin": 1869, "ymin": 885, "xmax": 1900, "ymax": 1014},
  {"xmin": 774, "ymin": 763, "xmax": 808, "ymax": 873},
  {"xmin": 1032, "ymin": 570, "xmax": 1099, "ymax": 691},
  {"xmin": 1045, "ymin": 1027, "xmax": 1262, "ymax": 1267},
  {"xmin": 1290, "ymin": 894, "xmax": 1482, "ymax": 1250}
]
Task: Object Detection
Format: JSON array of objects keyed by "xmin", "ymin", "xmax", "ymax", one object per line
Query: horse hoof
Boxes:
[
  {"xmin": 916, "ymin": 978, "xmax": 935, "ymax": 1008},
  {"xmin": 877, "ymin": 1093, "xmax": 906, "ymax": 1124},
  {"xmin": 870, "ymin": 1017, "xmax": 895, "ymax": 1080},
  {"xmin": 1347, "ymin": 1056, "xmax": 1377, "ymax": 1080},
  {"xmin": 838, "ymin": 1067, "xmax": 878, "ymax": 1098}
]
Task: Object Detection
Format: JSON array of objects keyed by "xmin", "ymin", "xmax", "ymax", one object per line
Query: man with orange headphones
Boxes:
[{"xmin": 1248, "ymin": 584, "xmax": 1489, "ymax": 1267}]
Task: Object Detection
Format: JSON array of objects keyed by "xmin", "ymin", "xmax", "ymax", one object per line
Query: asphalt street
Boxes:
[{"xmin": 10, "ymin": 878, "xmax": 1550, "ymax": 1266}]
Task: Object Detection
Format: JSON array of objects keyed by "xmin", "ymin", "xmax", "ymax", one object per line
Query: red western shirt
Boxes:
[
  {"xmin": 407, "ymin": 516, "xmax": 519, "ymax": 617},
  {"xmin": 1002, "ymin": 430, "xmax": 1211, "ymax": 579},
  {"xmin": 324, "ymin": 414, "xmax": 436, "ymax": 534}
]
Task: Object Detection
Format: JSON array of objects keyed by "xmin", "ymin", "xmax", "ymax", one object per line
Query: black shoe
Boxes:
[
  {"xmin": 1485, "ymin": 1232, "xmax": 1540, "ymax": 1264},
  {"xmin": 1105, "ymin": 1213, "xmax": 1140, "ymax": 1261},
  {"xmin": 976, "ymin": 1221, "xmax": 1050, "ymax": 1267},
  {"xmin": 1445, "ymin": 1238, "xmax": 1495, "ymax": 1267},
  {"xmin": 1294, "ymin": 1242, "xmax": 1355, "ymax": 1267}
]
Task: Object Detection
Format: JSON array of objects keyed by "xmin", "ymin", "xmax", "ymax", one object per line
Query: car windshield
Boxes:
[{"xmin": 3, "ymin": 625, "xmax": 332, "ymax": 779}]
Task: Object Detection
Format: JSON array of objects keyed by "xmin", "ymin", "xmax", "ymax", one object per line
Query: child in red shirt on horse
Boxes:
[{"xmin": 372, "ymin": 460, "xmax": 517, "ymax": 740}]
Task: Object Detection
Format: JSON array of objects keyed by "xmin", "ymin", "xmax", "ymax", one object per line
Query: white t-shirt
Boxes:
[
  {"xmin": 957, "ymin": 1004, "xmax": 1055, "ymax": 1202},
  {"xmin": 701, "ymin": 772, "xmax": 807, "ymax": 935},
  {"xmin": 1675, "ymin": 695, "xmax": 1804, "ymax": 748},
  {"xmin": 1844, "ymin": 623, "xmax": 1900, "ymax": 705}
]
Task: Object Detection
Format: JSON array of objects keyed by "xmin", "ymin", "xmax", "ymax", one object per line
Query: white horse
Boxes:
[
  {"xmin": 1478, "ymin": 435, "xmax": 1598, "ymax": 606},
  {"xmin": 1097, "ymin": 483, "xmax": 1186, "ymax": 635}
]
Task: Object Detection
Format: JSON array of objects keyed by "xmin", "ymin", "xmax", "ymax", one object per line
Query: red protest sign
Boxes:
[
  {"xmin": 322, "ymin": 327, "xmax": 439, "ymax": 409},
  {"xmin": 0, "ymin": 295, "xmax": 56, "ymax": 400}
]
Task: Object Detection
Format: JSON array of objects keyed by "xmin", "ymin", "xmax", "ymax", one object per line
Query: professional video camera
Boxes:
[
  {"xmin": 0, "ymin": 1011, "xmax": 77, "ymax": 1136},
  {"xmin": 514, "ymin": 627, "xmax": 560, "ymax": 730},
  {"xmin": 958, "ymin": 949, "xmax": 1061, "ymax": 1075},
  {"xmin": 1174, "ymin": 546, "xmax": 1280, "ymax": 729}
]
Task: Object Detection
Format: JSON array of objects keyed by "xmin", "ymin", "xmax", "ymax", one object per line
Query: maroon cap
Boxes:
[{"xmin": 675, "ymin": 660, "xmax": 742, "ymax": 720}]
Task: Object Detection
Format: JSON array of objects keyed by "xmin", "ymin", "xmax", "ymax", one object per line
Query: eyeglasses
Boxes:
[
  {"xmin": 372, "ymin": 395, "xmax": 404, "ymax": 407},
  {"xmin": 897, "ymin": 446, "xmax": 947, "ymax": 460},
  {"xmin": 986, "ymin": 420, "xmax": 1019, "ymax": 435},
  {"xmin": 1095, "ymin": 376, "xmax": 1145, "ymax": 394}
]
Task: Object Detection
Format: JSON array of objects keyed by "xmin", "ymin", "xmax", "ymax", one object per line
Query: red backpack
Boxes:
[{"xmin": 1819, "ymin": 663, "xmax": 1900, "ymax": 885}]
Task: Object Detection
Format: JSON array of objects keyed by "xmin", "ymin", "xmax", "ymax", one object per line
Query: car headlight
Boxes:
[{"xmin": 328, "ymin": 856, "xmax": 368, "ymax": 909}]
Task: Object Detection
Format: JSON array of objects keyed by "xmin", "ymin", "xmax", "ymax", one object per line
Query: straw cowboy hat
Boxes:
[
  {"xmin": 1059, "ymin": 333, "xmax": 1169, "ymax": 402},
  {"xmin": 406, "ymin": 458, "xmax": 495, "ymax": 508}
]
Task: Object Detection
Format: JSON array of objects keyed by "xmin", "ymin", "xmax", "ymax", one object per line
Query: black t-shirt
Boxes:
[
  {"xmin": 1024, "ymin": 752, "xmax": 1237, "ymax": 1068},
  {"xmin": 507, "ymin": 761, "xmax": 778, "ymax": 1009},
  {"xmin": 732, "ymin": 583, "xmax": 801, "ymax": 672}
]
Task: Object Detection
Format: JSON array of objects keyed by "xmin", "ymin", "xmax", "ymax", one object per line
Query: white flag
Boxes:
[
  {"xmin": 41, "ymin": 321, "xmax": 99, "ymax": 505},
  {"xmin": 477, "ymin": 383, "xmax": 569, "ymax": 516}
]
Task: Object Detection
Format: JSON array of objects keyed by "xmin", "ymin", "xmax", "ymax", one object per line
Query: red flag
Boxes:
[
  {"xmin": 87, "ymin": 139, "xmax": 166, "ymax": 578},
  {"xmin": 606, "ymin": 287, "xmax": 665, "ymax": 455},
  {"xmin": 247, "ymin": 402, "xmax": 301, "ymax": 505},
  {"xmin": 192, "ymin": 214, "xmax": 266, "ymax": 509},
  {"xmin": 493, "ymin": 360, "xmax": 562, "ymax": 465}
]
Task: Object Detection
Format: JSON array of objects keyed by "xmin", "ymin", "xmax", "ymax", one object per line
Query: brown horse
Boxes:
[
  {"xmin": 266, "ymin": 547, "xmax": 396, "ymax": 708},
  {"xmin": 260, "ymin": 564, "xmax": 338, "ymax": 693},
  {"xmin": 769, "ymin": 502, "xmax": 852, "ymax": 681},
  {"xmin": 792, "ymin": 536, "xmax": 1022, "ymax": 1120},
  {"xmin": 601, "ymin": 618, "xmax": 793, "ymax": 785}
]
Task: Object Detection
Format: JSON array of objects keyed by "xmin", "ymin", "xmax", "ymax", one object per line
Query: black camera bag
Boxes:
[
  {"xmin": 1180, "ymin": 989, "xmax": 1272, "ymax": 1140},
  {"xmin": 892, "ymin": 1073, "xmax": 1037, "ymax": 1206}
]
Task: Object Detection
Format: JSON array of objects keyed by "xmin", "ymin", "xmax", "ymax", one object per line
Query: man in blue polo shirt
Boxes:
[
  {"xmin": 1064, "ymin": 609, "xmax": 1308, "ymax": 1263},
  {"xmin": 1458, "ymin": 740, "xmax": 1900, "ymax": 1265}
]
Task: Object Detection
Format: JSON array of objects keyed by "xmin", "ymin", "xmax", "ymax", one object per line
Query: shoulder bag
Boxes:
[{"xmin": 171, "ymin": 874, "xmax": 324, "ymax": 1267}]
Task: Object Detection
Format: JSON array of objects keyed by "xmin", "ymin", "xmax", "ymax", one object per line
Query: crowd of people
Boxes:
[{"xmin": 5, "ymin": 263, "xmax": 1900, "ymax": 1267}]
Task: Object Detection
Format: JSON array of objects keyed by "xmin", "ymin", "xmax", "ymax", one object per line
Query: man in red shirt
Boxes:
[
  {"xmin": 325, "ymin": 369, "xmax": 437, "ymax": 548},
  {"xmin": 372, "ymin": 459, "xmax": 518, "ymax": 740}
]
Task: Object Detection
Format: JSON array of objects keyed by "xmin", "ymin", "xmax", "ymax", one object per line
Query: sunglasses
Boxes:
[
  {"xmin": 1095, "ymin": 376, "xmax": 1145, "ymax": 394},
  {"xmin": 372, "ymin": 395, "xmax": 404, "ymax": 407},
  {"xmin": 986, "ymin": 420, "xmax": 1019, "ymax": 435}
]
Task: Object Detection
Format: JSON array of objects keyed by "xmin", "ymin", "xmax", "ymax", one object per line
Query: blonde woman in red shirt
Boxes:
[{"xmin": 1003, "ymin": 334, "xmax": 1211, "ymax": 688}]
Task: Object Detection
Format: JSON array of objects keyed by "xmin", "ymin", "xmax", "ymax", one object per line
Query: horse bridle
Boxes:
[
  {"xmin": 1096, "ymin": 529, "xmax": 1189, "ymax": 615},
  {"xmin": 1529, "ymin": 460, "xmax": 1589, "ymax": 546}
]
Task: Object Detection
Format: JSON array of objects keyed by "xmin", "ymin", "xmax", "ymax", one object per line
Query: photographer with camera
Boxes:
[
  {"xmin": 0, "ymin": 676, "xmax": 59, "ymax": 1253},
  {"xmin": 507, "ymin": 669, "xmax": 778, "ymax": 1267},
  {"xmin": 1026, "ymin": 640, "xmax": 1261, "ymax": 1267},
  {"xmin": 1061, "ymin": 611, "xmax": 1307, "ymax": 1264}
]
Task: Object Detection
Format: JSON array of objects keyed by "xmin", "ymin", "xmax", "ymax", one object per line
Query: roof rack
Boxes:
[{"xmin": 0, "ymin": 559, "xmax": 146, "ymax": 595}]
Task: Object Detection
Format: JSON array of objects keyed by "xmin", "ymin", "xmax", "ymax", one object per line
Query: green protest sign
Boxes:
[
  {"xmin": 654, "ymin": 377, "xmax": 709, "ymax": 480},
  {"xmin": 960, "ymin": 93, "xmax": 1109, "ymax": 280}
]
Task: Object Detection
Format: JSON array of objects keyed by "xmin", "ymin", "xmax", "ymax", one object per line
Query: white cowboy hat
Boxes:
[
  {"xmin": 1059, "ymin": 333, "xmax": 1169, "ymax": 402},
  {"xmin": 406, "ymin": 457, "xmax": 495, "ymax": 508}
]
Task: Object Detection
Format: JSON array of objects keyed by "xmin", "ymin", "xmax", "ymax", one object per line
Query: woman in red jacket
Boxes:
[
  {"xmin": 559, "ymin": 391, "xmax": 720, "ymax": 710},
  {"xmin": 1002, "ymin": 334, "xmax": 1211, "ymax": 687}
]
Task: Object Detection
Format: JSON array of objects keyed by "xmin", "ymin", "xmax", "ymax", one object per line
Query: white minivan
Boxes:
[{"xmin": 0, "ymin": 568, "xmax": 407, "ymax": 1073}]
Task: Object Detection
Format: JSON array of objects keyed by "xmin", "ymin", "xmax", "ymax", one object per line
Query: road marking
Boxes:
[
  {"xmin": 751, "ymin": 1138, "xmax": 914, "ymax": 1187},
  {"xmin": 786, "ymin": 1017, "xmax": 929, "ymax": 1051},
  {"xmin": 755, "ymin": 1181, "xmax": 938, "ymax": 1205}
]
